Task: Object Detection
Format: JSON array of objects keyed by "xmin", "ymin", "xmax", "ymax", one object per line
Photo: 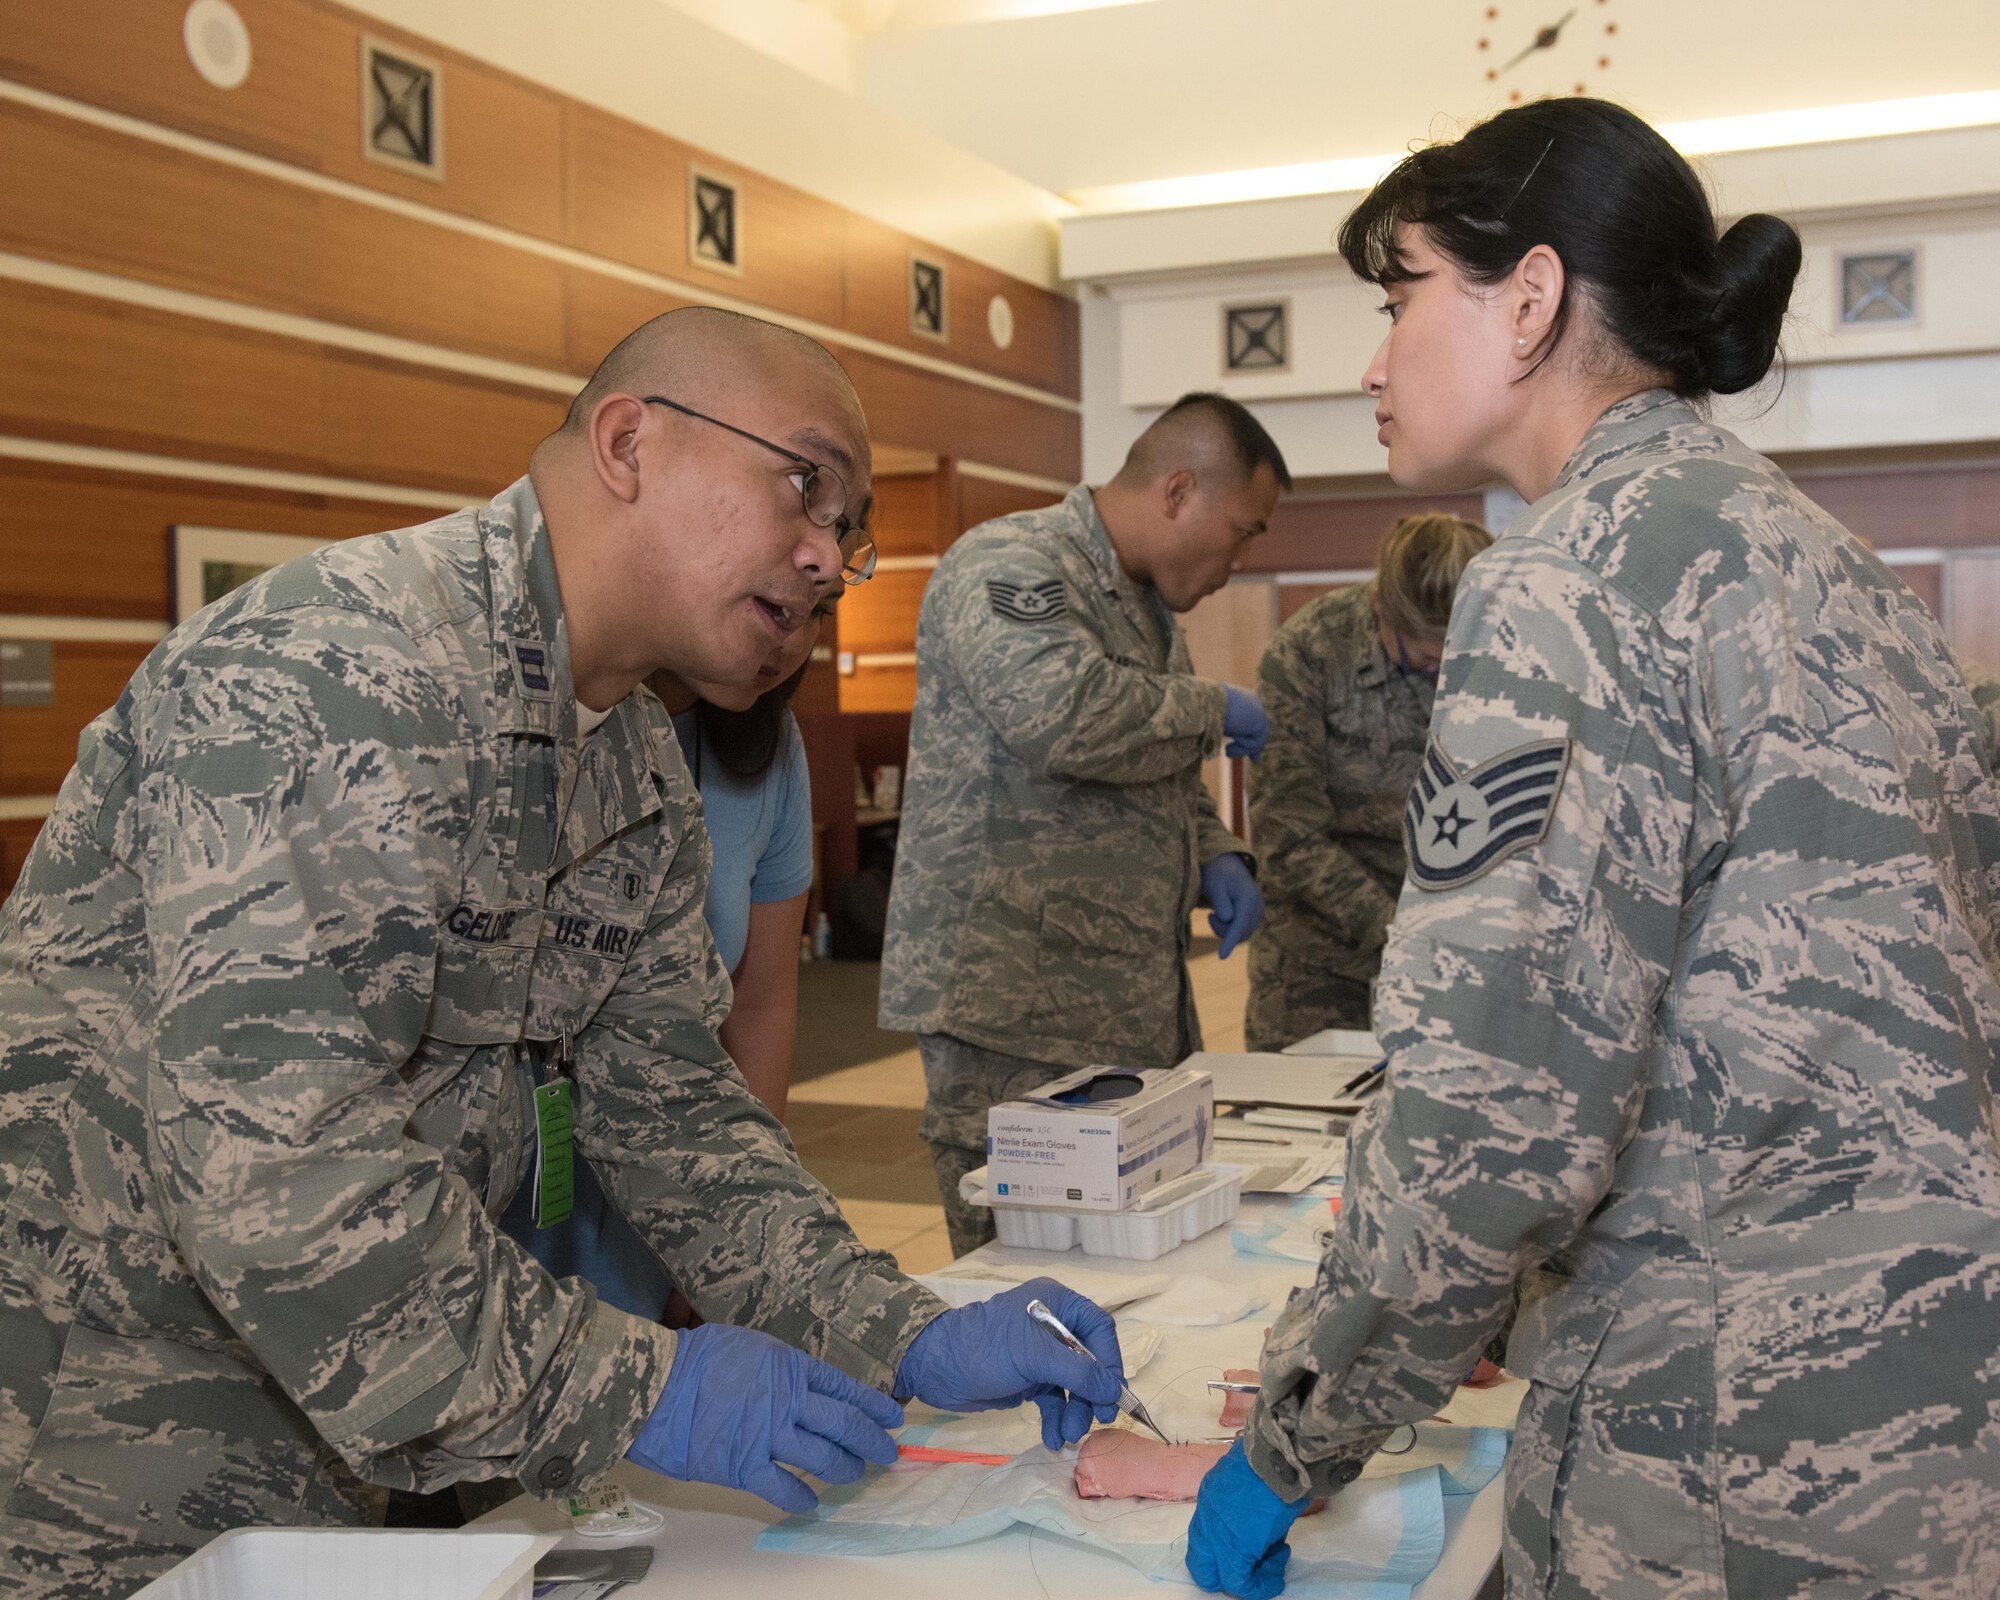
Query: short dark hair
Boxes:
[
  {"xmin": 1134, "ymin": 392, "xmax": 1293, "ymax": 493},
  {"xmin": 693, "ymin": 660, "xmax": 809, "ymax": 781},
  {"xmin": 1338, "ymin": 98, "xmax": 1801, "ymax": 400}
]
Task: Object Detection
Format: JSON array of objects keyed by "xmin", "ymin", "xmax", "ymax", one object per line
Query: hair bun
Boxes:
[{"xmin": 1690, "ymin": 213, "xmax": 1802, "ymax": 395}]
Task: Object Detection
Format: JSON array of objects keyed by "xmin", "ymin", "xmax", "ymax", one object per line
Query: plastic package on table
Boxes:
[
  {"xmin": 131, "ymin": 1529, "xmax": 562, "ymax": 1600},
  {"xmin": 959, "ymin": 1163, "xmax": 1243, "ymax": 1260}
]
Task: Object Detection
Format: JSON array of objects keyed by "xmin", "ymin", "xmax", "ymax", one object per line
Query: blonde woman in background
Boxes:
[{"xmin": 1244, "ymin": 512, "xmax": 1491, "ymax": 1049}]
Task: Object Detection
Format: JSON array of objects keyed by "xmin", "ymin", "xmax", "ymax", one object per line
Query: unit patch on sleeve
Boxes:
[
  {"xmin": 987, "ymin": 578, "xmax": 1068, "ymax": 624},
  {"xmin": 1404, "ymin": 736, "xmax": 1571, "ymax": 890}
]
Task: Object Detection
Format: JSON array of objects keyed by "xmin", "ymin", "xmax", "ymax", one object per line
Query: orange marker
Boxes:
[{"xmin": 896, "ymin": 1444, "xmax": 1015, "ymax": 1466}]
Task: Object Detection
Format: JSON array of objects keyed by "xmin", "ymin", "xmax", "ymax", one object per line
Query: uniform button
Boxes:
[{"xmin": 537, "ymin": 1457, "xmax": 575, "ymax": 1491}]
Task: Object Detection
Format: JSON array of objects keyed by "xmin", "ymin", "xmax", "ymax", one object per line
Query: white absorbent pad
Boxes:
[{"xmin": 757, "ymin": 1415, "xmax": 1509, "ymax": 1599}]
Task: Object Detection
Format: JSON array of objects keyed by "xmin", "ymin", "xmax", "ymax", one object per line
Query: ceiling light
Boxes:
[{"xmin": 1064, "ymin": 89, "xmax": 2000, "ymax": 216}]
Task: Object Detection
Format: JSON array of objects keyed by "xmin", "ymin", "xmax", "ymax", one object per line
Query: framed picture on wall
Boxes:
[{"xmin": 171, "ymin": 527, "xmax": 331, "ymax": 623}]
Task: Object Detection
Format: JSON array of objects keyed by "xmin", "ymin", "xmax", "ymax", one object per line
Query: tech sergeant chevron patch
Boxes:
[
  {"xmin": 1404, "ymin": 736, "xmax": 1570, "ymax": 890},
  {"xmin": 986, "ymin": 578, "xmax": 1068, "ymax": 623}
]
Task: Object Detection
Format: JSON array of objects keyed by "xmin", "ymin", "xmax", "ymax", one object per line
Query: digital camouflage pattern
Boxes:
[
  {"xmin": 880, "ymin": 483, "xmax": 1248, "ymax": 1071},
  {"xmin": 1245, "ymin": 393, "xmax": 2000, "ymax": 1598},
  {"xmin": 1959, "ymin": 652, "xmax": 2000, "ymax": 771},
  {"xmin": 0, "ymin": 478, "xmax": 942, "ymax": 1596},
  {"xmin": 1245, "ymin": 583, "xmax": 1435, "ymax": 1049}
]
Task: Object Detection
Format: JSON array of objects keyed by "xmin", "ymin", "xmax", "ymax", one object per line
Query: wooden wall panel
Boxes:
[
  {"xmin": 837, "ymin": 662, "xmax": 917, "ymax": 714},
  {"xmin": 957, "ymin": 475, "xmax": 1064, "ymax": 536},
  {"xmin": 0, "ymin": 100, "xmax": 572, "ymax": 372},
  {"xmin": 0, "ymin": 0, "xmax": 1078, "ymax": 402},
  {"xmin": 0, "ymin": 818, "xmax": 44, "ymax": 901},
  {"xmin": 841, "ymin": 214, "xmax": 1078, "ymax": 401},
  {"xmin": 834, "ymin": 572, "xmax": 930, "ymax": 656},
  {"xmin": 1, "ymin": 641, "xmax": 152, "ymax": 796},
  {"xmin": 0, "ymin": 280, "xmax": 561, "ymax": 496},
  {"xmin": 0, "ymin": 459, "xmax": 441, "ymax": 619},
  {"xmin": 1248, "ymin": 492, "xmax": 1487, "ymax": 574},
  {"xmin": 840, "ymin": 345, "xmax": 1081, "ymax": 482},
  {"xmin": 1791, "ymin": 465, "xmax": 2000, "ymax": 552},
  {"xmin": 870, "ymin": 474, "xmax": 949, "ymax": 559},
  {"xmin": 0, "ymin": 0, "xmax": 565, "ymax": 238}
]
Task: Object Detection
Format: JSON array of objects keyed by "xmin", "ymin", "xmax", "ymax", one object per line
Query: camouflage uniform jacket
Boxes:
[
  {"xmin": 1245, "ymin": 583, "xmax": 1435, "ymax": 1048},
  {"xmin": 1246, "ymin": 394, "xmax": 2000, "ymax": 1597},
  {"xmin": 878, "ymin": 483, "xmax": 1247, "ymax": 1069},
  {"xmin": 0, "ymin": 478, "xmax": 940, "ymax": 1591},
  {"xmin": 1959, "ymin": 652, "xmax": 2000, "ymax": 770}
]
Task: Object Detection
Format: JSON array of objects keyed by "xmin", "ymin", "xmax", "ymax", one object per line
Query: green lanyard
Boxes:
[{"xmin": 532, "ymin": 1031, "xmax": 575, "ymax": 1228}]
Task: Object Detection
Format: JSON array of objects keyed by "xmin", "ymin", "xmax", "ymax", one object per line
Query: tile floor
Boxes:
[{"xmin": 792, "ymin": 931, "xmax": 1251, "ymax": 1276}]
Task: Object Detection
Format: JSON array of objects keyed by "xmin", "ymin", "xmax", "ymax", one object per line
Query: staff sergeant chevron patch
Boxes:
[
  {"xmin": 987, "ymin": 578, "xmax": 1068, "ymax": 623},
  {"xmin": 1404, "ymin": 736, "xmax": 1571, "ymax": 890}
]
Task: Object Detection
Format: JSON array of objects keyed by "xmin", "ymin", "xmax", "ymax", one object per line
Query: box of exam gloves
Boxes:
[{"xmin": 985, "ymin": 1065, "xmax": 1214, "ymax": 1212}]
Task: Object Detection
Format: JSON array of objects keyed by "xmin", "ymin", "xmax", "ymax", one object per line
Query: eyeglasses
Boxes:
[{"xmin": 642, "ymin": 395, "xmax": 876, "ymax": 585}]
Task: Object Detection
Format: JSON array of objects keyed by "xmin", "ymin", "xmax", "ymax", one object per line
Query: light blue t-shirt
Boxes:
[{"xmin": 670, "ymin": 707, "xmax": 815, "ymax": 972}]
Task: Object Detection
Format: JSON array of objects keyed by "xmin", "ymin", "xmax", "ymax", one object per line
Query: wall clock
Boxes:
[{"xmin": 1474, "ymin": 1, "xmax": 1620, "ymax": 103}]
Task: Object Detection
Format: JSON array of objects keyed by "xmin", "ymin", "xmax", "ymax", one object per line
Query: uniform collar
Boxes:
[
  {"xmin": 478, "ymin": 476, "xmax": 668, "ymax": 871},
  {"xmin": 1554, "ymin": 389, "xmax": 1698, "ymax": 492},
  {"xmin": 1060, "ymin": 483, "xmax": 1140, "ymax": 597}
]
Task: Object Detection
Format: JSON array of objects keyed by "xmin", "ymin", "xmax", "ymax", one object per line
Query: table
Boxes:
[{"xmin": 475, "ymin": 1190, "xmax": 1507, "ymax": 1599}]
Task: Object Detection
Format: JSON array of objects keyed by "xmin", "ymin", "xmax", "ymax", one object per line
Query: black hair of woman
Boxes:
[
  {"xmin": 693, "ymin": 656, "xmax": 810, "ymax": 781},
  {"xmin": 1338, "ymin": 97, "xmax": 1803, "ymax": 401}
]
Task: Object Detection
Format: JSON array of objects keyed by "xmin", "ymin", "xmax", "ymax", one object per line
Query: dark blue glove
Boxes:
[
  {"xmin": 627, "ymin": 1322, "xmax": 902, "ymax": 1514},
  {"xmin": 1201, "ymin": 853, "xmax": 1263, "ymax": 959},
  {"xmin": 1221, "ymin": 685, "xmax": 1269, "ymax": 761},
  {"xmin": 1185, "ymin": 1437, "xmax": 1312, "ymax": 1600},
  {"xmin": 893, "ymin": 1279, "xmax": 1124, "ymax": 1450}
]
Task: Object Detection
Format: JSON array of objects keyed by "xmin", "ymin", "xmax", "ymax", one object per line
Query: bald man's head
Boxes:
[
  {"xmin": 530, "ymin": 304, "xmax": 872, "ymax": 714},
  {"xmin": 556, "ymin": 305, "xmax": 859, "ymax": 442}
]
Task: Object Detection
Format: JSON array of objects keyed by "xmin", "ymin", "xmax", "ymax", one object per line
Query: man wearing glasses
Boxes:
[{"xmin": 0, "ymin": 306, "xmax": 1121, "ymax": 1594}]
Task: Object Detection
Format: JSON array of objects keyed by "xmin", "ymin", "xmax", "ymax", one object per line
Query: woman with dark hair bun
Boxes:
[{"xmin": 1187, "ymin": 98, "xmax": 2000, "ymax": 1600}]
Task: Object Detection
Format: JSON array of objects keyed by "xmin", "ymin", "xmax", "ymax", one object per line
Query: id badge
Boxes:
[{"xmin": 533, "ymin": 1076, "xmax": 575, "ymax": 1228}]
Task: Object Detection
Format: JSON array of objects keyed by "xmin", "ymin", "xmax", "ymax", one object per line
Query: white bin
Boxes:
[
  {"xmin": 132, "ymin": 1529, "xmax": 563, "ymax": 1600},
  {"xmin": 960, "ymin": 1161, "xmax": 1243, "ymax": 1260}
]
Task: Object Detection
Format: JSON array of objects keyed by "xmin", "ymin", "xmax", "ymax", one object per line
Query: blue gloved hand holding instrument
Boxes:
[
  {"xmin": 1201, "ymin": 852, "xmax": 1263, "ymax": 958},
  {"xmin": 1185, "ymin": 1436, "xmax": 1313, "ymax": 1599},
  {"xmin": 1221, "ymin": 684, "xmax": 1269, "ymax": 761},
  {"xmin": 627, "ymin": 1322, "xmax": 903, "ymax": 1513},
  {"xmin": 893, "ymin": 1278, "xmax": 1128, "ymax": 1450}
]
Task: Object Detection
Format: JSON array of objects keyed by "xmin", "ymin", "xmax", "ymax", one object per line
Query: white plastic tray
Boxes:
[
  {"xmin": 131, "ymin": 1528, "xmax": 563, "ymax": 1600},
  {"xmin": 959, "ymin": 1162, "xmax": 1243, "ymax": 1260}
]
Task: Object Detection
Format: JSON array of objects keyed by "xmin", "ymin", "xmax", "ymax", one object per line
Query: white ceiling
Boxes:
[{"xmin": 695, "ymin": 0, "xmax": 2000, "ymax": 205}]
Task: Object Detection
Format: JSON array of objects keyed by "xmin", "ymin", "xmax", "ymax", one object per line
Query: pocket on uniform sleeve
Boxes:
[{"xmin": 1503, "ymin": 1283, "xmax": 1618, "ymax": 1595}]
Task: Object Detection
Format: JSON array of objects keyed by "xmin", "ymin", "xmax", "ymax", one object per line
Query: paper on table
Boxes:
[
  {"xmin": 1281, "ymin": 1028, "xmax": 1382, "ymax": 1059},
  {"xmin": 1212, "ymin": 1144, "xmax": 1341, "ymax": 1194},
  {"xmin": 1181, "ymin": 1052, "xmax": 1379, "ymax": 1113},
  {"xmin": 1122, "ymin": 1274, "xmax": 1269, "ymax": 1327},
  {"xmin": 916, "ymin": 1262, "xmax": 1173, "ymax": 1312}
]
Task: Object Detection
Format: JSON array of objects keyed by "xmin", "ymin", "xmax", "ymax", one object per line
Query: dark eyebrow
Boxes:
[{"xmin": 789, "ymin": 427, "xmax": 857, "ymax": 478}]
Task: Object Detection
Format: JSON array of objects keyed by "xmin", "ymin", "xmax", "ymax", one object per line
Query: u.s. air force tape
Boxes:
[
  {"xmin": 1404, "ymin": 736, "xmax": 1571, "ymax": 890},
  {"xmin": 987, "ymin": 578, "xmax": 1068, "ymax": 623}
]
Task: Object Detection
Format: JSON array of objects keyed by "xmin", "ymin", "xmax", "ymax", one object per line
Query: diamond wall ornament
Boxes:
[
  {"xmin": 1224, "ymin": 302, "xmax": 1289, "ymax": 372},
  {"xmin": 910, "ymin": 256, "xmax": 947, "ymax": 341},
  {"xmin": 361, "ymin": 38, "xmax": 442, "ymax": 179},
  {"xmin": 690, "ymin": 171, "xmax": 741, "ymax": 274},
  {"xmin": 1841, "ymin": 251, "xmax": 1917, "ymax": 325}
]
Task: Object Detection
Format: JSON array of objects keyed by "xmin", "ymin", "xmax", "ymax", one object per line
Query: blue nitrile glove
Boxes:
[
  {"xmin": 893, "ymin": 1279, "xmax": 1124, "ymax": 1451},
  {"xmin": 1221, "ymin": 685, "xmax": 1269, "ymax": 761},
  {"xmin": 1185, "ymin": 1437, "xmax": 1313, "ymax": 1600},
  {"xmin": 1202, "ymin": 852, "xmax": 1263, "ymax": 959},
  {"xmin": 627, "ymin": 1322, "xmax": 902, "ymax": 1514}
]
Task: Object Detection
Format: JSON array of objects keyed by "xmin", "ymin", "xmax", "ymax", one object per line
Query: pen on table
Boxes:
[
  {"xmin": 1025, "ymin": 1297, "xmax": 1174, "ymax": 1445},
  {"xmin": 1340, "ymin": 1059, "xmax": 1388, "ymax": 1096}
]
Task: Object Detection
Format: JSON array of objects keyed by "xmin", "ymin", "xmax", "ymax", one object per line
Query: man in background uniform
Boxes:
[
  {"xmin": 1244, "ymin": 513, "xmax": 1490, "ymax": 1049},
  {"xmin": 880, "ymin": 393, "xmax": 1287, "ymax": 1255},
  {"xmin": 0, "ymin": 308, "xmax": 1120, "ymax": 1596}
]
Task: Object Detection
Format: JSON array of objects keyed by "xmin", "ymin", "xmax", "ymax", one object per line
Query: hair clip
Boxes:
[{"xmin": 1503, "ymin": 136, "xmax": 1557, "ymax": 217}]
